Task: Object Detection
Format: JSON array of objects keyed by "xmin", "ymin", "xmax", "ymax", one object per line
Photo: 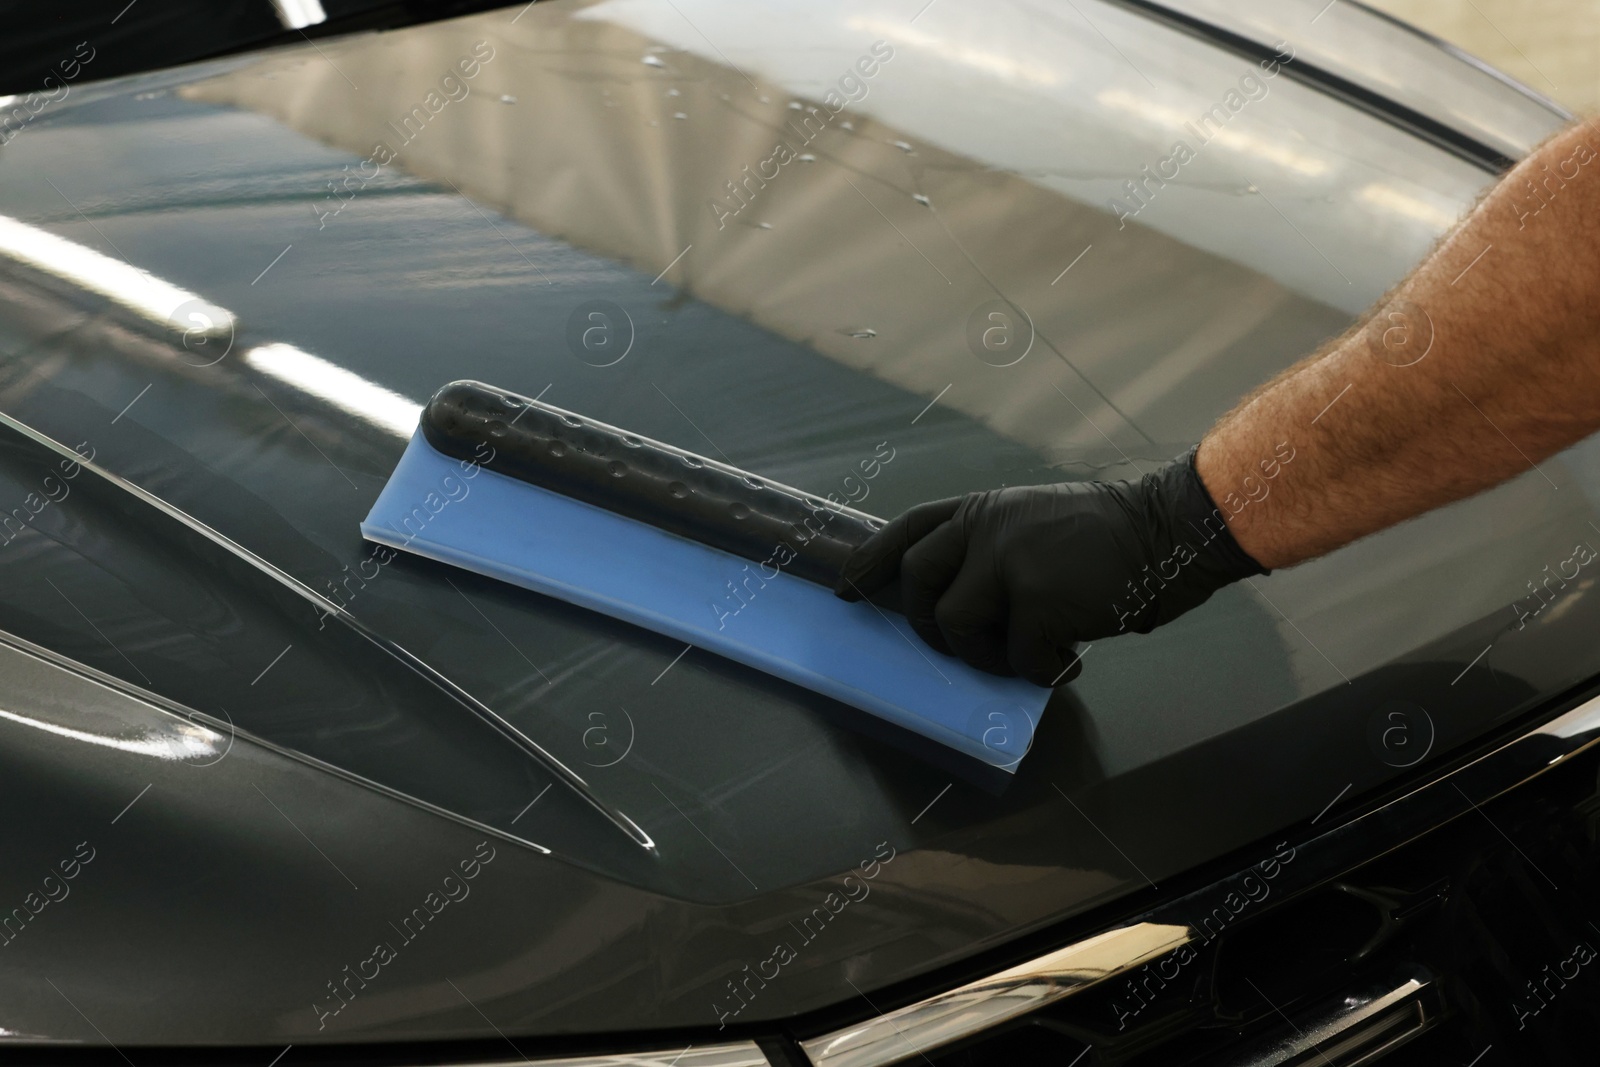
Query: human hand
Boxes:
[{"xmin": 832, "ymin": 448, "xmax": 1266, "ymax": 686}]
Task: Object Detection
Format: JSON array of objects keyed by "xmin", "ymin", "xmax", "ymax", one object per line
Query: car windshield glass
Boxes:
[{"xmin": 2, "ymin": 0, "xmax": 1595, "ymax": 910}]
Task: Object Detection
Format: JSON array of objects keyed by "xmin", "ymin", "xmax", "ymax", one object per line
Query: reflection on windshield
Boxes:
[
  {"xmin": 0, "ymin": 214, "xmax": 233, "ymax": 339},
  {"xmin": 246, "ymin": 342, "xmax": 420, "ymax": 437}
]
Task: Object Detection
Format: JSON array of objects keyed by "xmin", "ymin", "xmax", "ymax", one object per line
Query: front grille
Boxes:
[{"xmin": 799, "ymin": 693, "xmax": 1600, "ymax": 1067}]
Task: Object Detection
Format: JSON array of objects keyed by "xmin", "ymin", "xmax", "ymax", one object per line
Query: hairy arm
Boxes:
[
  {"xmin": 1199, "ymin": 121, "xmax": 1600, "ymax": 568},
  {"xmin": 838, "ymin": 122, "xmax": 1600, "ymax": 686}
]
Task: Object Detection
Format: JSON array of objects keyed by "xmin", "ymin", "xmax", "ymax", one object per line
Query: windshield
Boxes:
[{"xmin": 1, "ymin": 0, "xmax": 1592, "ymax": 911}]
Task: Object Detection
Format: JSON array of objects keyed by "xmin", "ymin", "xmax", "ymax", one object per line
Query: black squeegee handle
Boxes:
[{"xmin": 421, "ymin": 381, "xmax": 899, "ymax": 607}]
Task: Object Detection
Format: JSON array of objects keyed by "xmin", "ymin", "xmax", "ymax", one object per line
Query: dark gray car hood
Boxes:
[{"xmin": 0, "ymin": 0, "xmax": 1596, "ymax": 1047}]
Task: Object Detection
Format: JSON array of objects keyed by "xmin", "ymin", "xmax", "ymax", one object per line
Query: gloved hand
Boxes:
[{"xmin": 832, "ymin": 447, "xmax": 1267, "ymax": 687}]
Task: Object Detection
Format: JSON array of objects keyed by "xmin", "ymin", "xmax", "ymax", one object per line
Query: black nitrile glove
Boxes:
[{"xmin": 833, "ymin": 447, "xmax": 1267, "ymax": 687}]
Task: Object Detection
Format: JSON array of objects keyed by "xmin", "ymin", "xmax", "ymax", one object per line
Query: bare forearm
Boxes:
[{"xmin": 1197, "ymin": 121, "xmax": 1600, "ymax": 569}]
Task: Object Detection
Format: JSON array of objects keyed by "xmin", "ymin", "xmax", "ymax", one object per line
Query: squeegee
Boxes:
[{"xmin": 361, "ymin": 381, "xmax": 1050, "ymax": 770}]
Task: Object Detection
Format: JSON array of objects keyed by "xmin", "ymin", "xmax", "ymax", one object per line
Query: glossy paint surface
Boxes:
[{"xmin": 0, "ymin": 0, "xmax": 1594, "ymax": 1047}]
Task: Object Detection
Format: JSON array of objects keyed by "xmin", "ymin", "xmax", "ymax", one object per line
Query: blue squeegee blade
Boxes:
[{"xmin": 361, "ymin": 431, "xmax": 1048, "ymax": 770}]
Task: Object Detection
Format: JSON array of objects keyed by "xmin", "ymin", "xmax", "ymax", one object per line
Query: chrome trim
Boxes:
[
  {"xmin": 1538, "ymin": 695, "xmax": 1600, "ymax": 740},
  {"xmin": 800, "ymin": 922, "xmax": 1190, "ymax": 1067},
  {"xmin": 1230, "ymin": 971, "xmax": 1434, "ymax": 1066},
  {"xmin": 486, "ymin": 1043, "xmax": 771, "ymax": 1067},
  {"xmin": 801, "ymin": 690, "xmax": 1600, "ymax": 1067}
]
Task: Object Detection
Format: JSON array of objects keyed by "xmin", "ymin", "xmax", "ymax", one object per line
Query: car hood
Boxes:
[{"xmin": 1, "ymin": 0, "xmax": 1598, "ymax": 1046}]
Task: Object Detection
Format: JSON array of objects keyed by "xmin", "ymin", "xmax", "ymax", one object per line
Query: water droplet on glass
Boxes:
[
  {"xmin": 673, "ymin": 112, "xmax": 688, "ymax": 120},
  {"xmin": 757, "ymin": 221, "xmax": 773, "ymax": 229},
  {"xmin": 744, "ymin": 476, "xmax": 764, "ymax": 490},
  {"xmin": 560, "ymin": 413, "xmax": 583, "ymax": 427},
  {"xmin": 622, "ymin": 434, "xmax": 644, "ymax": 448},
  {"xmin": 840, "ymin": 120, "xmax": 854, "ymax": 130},
  {"xmin": 642, "ymin": 54, "xmax": 665, "ymax": 68},
  {"xmin": 847, "ymin": 328, "xmax": 877, "ymax": 339},
  {"xmin": 788, "ymin": 101, "xmax": 804, "ymax": 110},
  {"xmin": 797, "ymin": 153, "xmax": 816, "ymax": 163},
  {"xmin": 889, "ymin": 140, "xmax": 914, "ymax": 153},
  {"xmin": 913, "ymin": 193, "xmax": 931, "ymax": 206},
  {"xmin": 758, "ymin": 95, "xmax": 771, "ymax": 104},
  {"xmin": 681, "ymin": 455, "xmax": 704, "ymax": 469},
  {"xmin": 608, "ymin": 460, "xmax": 628, "ymax": 478},
  {"xmin": 729, "ymin": 502, "xmax": 751, "ymax": 520},
  {"xmin": 499, "ymin": 94, "xmax": 517, "ymax": 104},
  {"xmin": 486, "ymin": 419, "xmax": 508, "ymax": 438},
  {"xmin": 667, "ymin": 87, "xmax": 681, "ymax": 97},
  {"xmin": 668, "ymin": 481, "xmax": 690, "ymax": 499},
  {"xmin": 549, "ymin": 440, "xmax": 568, "ymax": 458}
]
